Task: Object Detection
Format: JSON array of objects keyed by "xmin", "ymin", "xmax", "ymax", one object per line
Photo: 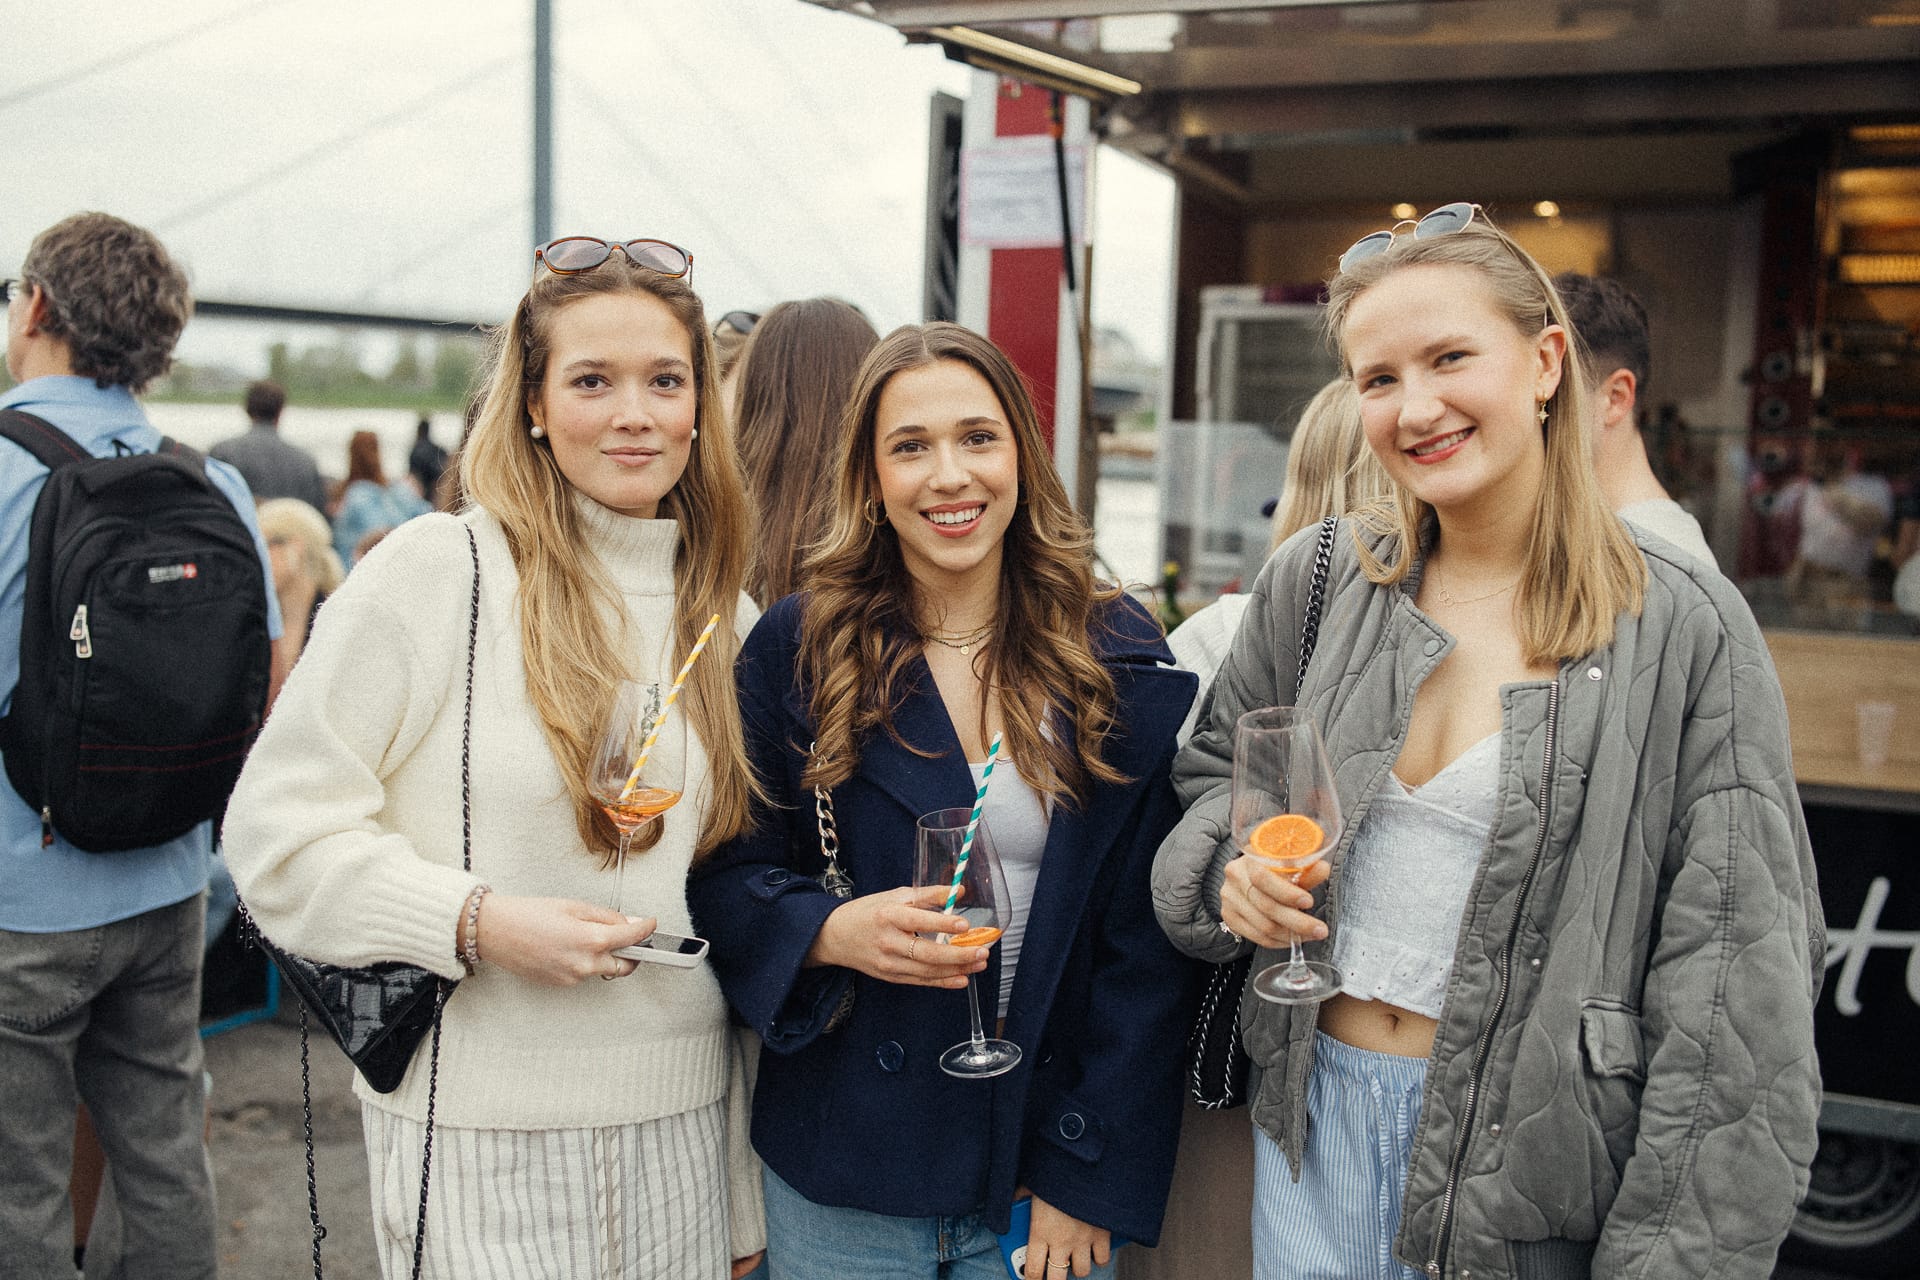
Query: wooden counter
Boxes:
[{"xmin": 1764, "ymin": 629, "xmax": 1920, "ymax": 797}]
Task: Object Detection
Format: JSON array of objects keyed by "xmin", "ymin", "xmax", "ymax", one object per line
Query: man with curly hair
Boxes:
[{"xmin": 0, "ymin": 212, "xmax": 280, "ymax": 1278}]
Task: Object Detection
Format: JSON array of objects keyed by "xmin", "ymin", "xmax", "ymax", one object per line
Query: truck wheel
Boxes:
[{"xmin": 1783, "ymin": 1130, "xmax": 1920, "ymax": 1276}]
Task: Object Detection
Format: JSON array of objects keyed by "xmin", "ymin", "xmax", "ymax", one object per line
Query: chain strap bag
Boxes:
[
  {"xmin": 238, "ymin": 525, "xmax": 481, "ymax": 1278},
  {"xmin": 1186, "ymin": 514, "xmax": 1337, "ymax": 1109},
  {"xmin": 810, "ymin": 743, "xmax": 858, "ymax": 1032}
]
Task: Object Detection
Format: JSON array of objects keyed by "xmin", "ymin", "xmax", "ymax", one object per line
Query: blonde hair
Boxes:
[
  {"xmin": 798, "ymin": 323, "xmax": 1128, "ymax": 809},
  {"xmin": 1323, "ymin": 213, "xmax": 1644, "ymax": 664},
  {"xmin": 1269, "ymin": 378, "xmax": 1391, "ymax": 551},
  {"xmin": 256, "ymin": 498, "xmax": 344, "ymax": 596},
  {"xmin": 461, "ymin": 260, "xmax": 757, "ymax": 862}
]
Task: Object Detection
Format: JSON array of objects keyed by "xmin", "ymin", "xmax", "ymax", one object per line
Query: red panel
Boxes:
[
  {"xmin": 995, "ymin": 81, "xmax": 1053, "ymax": 138},
  {"xmin": 989, "ymin": 246, "xmax": 1060, "ymax": 448},
  {"xmin": 987, "ymin": 79, "xmax": 1062, "ymax": 449}
]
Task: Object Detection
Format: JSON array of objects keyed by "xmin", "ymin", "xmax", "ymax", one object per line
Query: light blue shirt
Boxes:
[{"xmin": 0, "ymin": 377, "xmax": 283, "ymax": 932}]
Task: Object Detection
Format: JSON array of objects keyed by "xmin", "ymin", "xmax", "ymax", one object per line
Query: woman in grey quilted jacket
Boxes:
[{"xmin": 1152, "ymin": 206, "xmax": 1823, "ymax": 1280}]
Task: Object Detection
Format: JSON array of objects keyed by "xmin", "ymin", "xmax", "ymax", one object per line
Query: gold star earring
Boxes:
[{"xmin": 1536, "ymin": 401, "xmax": 1549, "ymax": 428}]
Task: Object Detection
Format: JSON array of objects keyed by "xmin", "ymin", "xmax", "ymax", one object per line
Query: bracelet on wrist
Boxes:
[{"xmin": 459, "ymin": 883, "xmax": 492, "ymax": 975}]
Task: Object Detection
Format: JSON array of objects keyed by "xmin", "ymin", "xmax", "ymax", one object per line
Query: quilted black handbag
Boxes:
[
  {"xmin": 237, "ymin": 526, "xmax": 479, "ymax": 1278},
  {"xmin": 1187, "ymin": 515, "xmax": 1337, "ymax": 1109}
]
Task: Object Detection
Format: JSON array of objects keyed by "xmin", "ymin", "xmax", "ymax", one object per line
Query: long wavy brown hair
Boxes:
[
  {"xmin": 461, "ymin": 257, "xmax": 757, "ymax": 862},
  {"xmin": 733, "ymin": 298, "xmax": 880, "ymax": 605},
  {"xmin": 1323, "ymin": 212, "xmax": 1645, "ymax": 664},
  {"xmin": 798, "ymin": 323, "xmax": 1127, "ymax": 808}
]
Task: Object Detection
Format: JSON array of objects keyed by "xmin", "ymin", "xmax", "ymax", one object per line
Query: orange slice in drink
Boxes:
[
  {"xmin": 1248, "ymin": 814, "xmax": 1326, "ymax": 865},
  {"xmin": 949, "ymin": 926, "xmax": 1003, "ymax": 949}
]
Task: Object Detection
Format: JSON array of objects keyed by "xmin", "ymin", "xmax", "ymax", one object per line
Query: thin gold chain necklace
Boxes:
[
  {"xmin": 1430, "ymin": 564, "xmax": 1520, "ymax": 607},
  {"xmin": 922, "ymin": 621, "xmax": 994, "ymax": 657}
]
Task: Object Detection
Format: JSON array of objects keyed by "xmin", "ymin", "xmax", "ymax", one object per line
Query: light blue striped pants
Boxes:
[{"xmin": 1252, "ymin": 1032, "xmax": 1426, "ymax": 1280}]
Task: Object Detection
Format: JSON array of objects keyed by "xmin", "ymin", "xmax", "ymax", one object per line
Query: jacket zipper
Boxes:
[{"xmin": 1427, "ymin": 678, "xmax": 1560, "ymax": 1278}]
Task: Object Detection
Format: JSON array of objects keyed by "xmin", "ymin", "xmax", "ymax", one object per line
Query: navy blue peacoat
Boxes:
[{"xmin": 688, "ymin": 592, "xmax": 1200, "ymax": 1246}]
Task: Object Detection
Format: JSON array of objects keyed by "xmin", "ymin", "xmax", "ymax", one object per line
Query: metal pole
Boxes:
[{"xmin": 533, "ymin": 0, "xmax": 553, "ymax": 247}]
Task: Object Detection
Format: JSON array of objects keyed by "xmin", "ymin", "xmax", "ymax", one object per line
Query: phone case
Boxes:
[
  {"xmin": 611, "ymin": 934, "xmax": 709, "ymax": 967},
  {"xmin": 996, "ymin": 1196, "xmax": 1128, "ymax": 1278}
]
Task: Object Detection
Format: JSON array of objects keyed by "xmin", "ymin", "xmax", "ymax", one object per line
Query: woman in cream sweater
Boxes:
[{"xmin": 223, "ymin": 239, "xmax": 766, "ymax": 1279}]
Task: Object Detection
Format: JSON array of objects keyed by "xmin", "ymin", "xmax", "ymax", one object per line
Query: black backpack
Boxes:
[{"xmin": 0, "ymin": 408, "xmax": 272, "ymax": 852}]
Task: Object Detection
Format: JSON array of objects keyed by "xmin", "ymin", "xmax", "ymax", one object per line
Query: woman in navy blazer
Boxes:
[{"xmin": 689, "ymin": 324, "xmax": 1198, "ymax": 1280}]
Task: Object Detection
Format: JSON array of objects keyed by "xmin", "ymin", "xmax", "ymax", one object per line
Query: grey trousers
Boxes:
[{"xmin": 0, "ymin": 894, "xmax": 216, "ymax": 1280}]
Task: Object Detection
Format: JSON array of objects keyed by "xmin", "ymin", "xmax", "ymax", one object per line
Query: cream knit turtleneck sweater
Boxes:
[{"xmin": 223, "ymin": 500, "xmax": 762, "ymax": 1249}]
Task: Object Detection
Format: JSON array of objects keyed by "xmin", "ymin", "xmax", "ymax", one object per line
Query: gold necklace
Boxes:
[
  {"xmin": 923, "ymin": 621, "xmax": 994, "ymax": 657},
  {"xmin": 1431, "ymin": 565, "xmax": 1520, "ymax": 607}
]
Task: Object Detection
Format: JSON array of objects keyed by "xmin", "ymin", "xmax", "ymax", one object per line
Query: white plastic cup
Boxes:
[{"xmin": 1856, "ymin": 700, "xmax": 1896, "ymax": 769}]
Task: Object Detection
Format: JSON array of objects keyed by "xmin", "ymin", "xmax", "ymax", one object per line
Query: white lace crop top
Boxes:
[{"xmin": 1332, "ymin": 731, "xmax": 1501, "ymax": 1019}]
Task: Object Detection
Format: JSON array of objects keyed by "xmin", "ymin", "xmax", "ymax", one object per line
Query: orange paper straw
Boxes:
[{"xmin": 619, "ymin": 613, "xmax": 720, "ymax": 800}]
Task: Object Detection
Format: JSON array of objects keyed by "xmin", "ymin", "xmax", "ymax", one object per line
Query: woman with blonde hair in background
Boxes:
[
  {"xmin": 732, "ymin": 297, "xmax": 879, "ymax": 606},
  {"xmin": 255, "ymin": 497, "xmax": 343, "ymax": 696},
  {"xmin": 224, "ymin": 237, "xmax": 766, "ymax": 1278},
  {"xmin": 1154, "ymin": 205, "xmax": 1820, "ymax": 1278}
]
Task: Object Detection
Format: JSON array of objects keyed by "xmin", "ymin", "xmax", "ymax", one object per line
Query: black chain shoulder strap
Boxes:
[
  {"xmin": 295, "ymin": 524, "xmax": 480, "ymax": 1280},
  {"xmin": 1295, "ymin": 515, "xmax": 1338, "ymax": 701}
]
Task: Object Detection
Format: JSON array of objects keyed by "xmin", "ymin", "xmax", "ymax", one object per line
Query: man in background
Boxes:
[
  {"xmin": 407, "ymin": 412, "xmax": 447, "ymax": 502},
  {"xmin": 1555, "ymin": 272, "xmax": 1719, "ymax": 569},
  {"xmin": 210, "ymin": 378, "xmax": 329, "ymax": 515},
  {"xmin": 0, "ymin": 212, "xmax": 280, "ymax": 1278}
]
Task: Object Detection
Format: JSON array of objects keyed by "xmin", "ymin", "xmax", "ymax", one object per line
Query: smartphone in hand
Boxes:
[{"xmin": 612, "ymin": 932, "xmax": 709, "ymax": 968}]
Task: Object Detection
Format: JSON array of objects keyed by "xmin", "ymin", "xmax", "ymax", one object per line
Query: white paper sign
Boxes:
[{"xmin": 961, "ymin": 138, "xmax": 1087, "ymax": 250}]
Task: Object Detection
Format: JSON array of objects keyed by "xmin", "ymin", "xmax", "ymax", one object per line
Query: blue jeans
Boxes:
[{"xmin": 764, "ymin": 1166, "xmax": 1117, "ymax": 1280}]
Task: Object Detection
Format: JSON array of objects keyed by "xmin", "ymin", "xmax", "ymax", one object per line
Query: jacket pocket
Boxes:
[
  {"xmin": 1577, "ymin": 997, "xmax": 1646, "ymax": 1084},
  {"xmin": 1576, "ymin": 996, "xmax": 1646, "ymax": 1189}
]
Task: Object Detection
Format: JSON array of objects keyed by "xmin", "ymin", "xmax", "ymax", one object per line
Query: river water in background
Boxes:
[{"xmin": 145, "ymin": 401, "xmax": 1164, "ymax": 592}]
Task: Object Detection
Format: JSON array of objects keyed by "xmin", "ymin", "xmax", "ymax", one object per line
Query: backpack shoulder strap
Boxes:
[{"xmin": 0, "ymin": 408, "xmax": 91, "ymax": 472}]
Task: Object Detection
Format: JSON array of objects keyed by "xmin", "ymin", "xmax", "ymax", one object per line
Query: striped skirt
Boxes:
[{"xmin": 362, "ymin": 1099, "xmax": 731, "ymax": 1279}]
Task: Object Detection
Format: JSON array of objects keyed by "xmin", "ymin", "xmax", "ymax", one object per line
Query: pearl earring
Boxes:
[
  {"xmin": 530, "ymin": 424, "xmax": 545, "ymax": 439},
  {"xmin": 691, "ymin": 427, "xmax": 700, "ymax": 440}
]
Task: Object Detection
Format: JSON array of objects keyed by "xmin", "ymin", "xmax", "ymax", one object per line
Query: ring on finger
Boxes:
[{"xmin": 908, "ymin": 936, "xmax": 919, "ymax": 963}]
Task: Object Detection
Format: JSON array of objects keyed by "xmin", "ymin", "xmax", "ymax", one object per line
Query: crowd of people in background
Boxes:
[{"xmin": 2, "ymin": 206, "xmax": 1828, "ymax": 1280}]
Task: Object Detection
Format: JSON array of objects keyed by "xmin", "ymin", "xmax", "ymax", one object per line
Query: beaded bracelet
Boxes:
[{"xmin": 459, "ymin": 883, "xmax": 492, "ymax": 975}]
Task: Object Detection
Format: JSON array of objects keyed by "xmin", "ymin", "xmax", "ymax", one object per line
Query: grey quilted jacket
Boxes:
[{"xmin": 1152, "ymin": 517, "xmax": 1824, "ymax": 1280}]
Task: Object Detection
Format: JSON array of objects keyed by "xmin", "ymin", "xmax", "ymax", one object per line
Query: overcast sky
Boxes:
[{"xmin": 3, "ymin": 0, "xmax": 1174, "ymax": 372}]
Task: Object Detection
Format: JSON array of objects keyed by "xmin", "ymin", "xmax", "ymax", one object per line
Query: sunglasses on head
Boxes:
[
  {"xmin": 1337, "ymin": 202, "xmax": 1487, "ymax": 275},
  {"xmin": 713, "ymin": 310, "xmax": 759, "ymax": 337},
  {"xmin": 534, "ymin": 237, "xmax": 693, "ymax": 280}
]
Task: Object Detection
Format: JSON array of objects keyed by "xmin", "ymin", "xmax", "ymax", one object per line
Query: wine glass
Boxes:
[
  {"xmin": 914, "ymin": 807, "xmax": 1022, "ymax": 1080},
  {"xmin": 1232, "ymin": 706, "xmax": 1344, "ymax": 1004},
  {"xmin": 588, "ymin": 680, "xmax": 686, "ymax": 911}
]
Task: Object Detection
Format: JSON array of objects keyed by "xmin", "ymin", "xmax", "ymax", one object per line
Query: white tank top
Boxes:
[
  {"xmin": 970, "ymin": 758, "xmax": 1050, "ymax": 1018},
  {"xmin": 1332, "ymin": 731, "xmax": 1501, "ymax": 1019}
]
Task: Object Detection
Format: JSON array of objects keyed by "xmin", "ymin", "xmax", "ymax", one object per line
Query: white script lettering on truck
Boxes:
[{"xmin": 1823, "ymin": 876, "xmax": 1920, "ymax": 1017}]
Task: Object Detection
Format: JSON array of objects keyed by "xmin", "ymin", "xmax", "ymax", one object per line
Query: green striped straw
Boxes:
[{"xmin": 943, "ymin": 732, "xmax": 1002, "ymax": 915}]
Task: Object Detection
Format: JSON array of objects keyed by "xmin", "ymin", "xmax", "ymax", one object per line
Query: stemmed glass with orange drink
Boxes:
[
  {"xmin": 1231, "ymin": 706, "xmax": 1344, "ymax": 1004},
  {"xmin": 589, "ymin": 679, "xmax": 686, "ymax": 911},
  {"xmin": 914, "ymin": 807, "xmax": 1022, "ymax": 1079}
]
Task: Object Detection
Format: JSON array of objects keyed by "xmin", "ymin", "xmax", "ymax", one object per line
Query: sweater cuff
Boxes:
[{"xmin": 319, "ymin": 834, "xmax": 479, "ymax": 978}]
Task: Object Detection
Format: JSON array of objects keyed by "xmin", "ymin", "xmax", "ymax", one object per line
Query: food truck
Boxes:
[{"xmin": 810, "ymin": 1, "xmax": 1920, "ymax": 1271}]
